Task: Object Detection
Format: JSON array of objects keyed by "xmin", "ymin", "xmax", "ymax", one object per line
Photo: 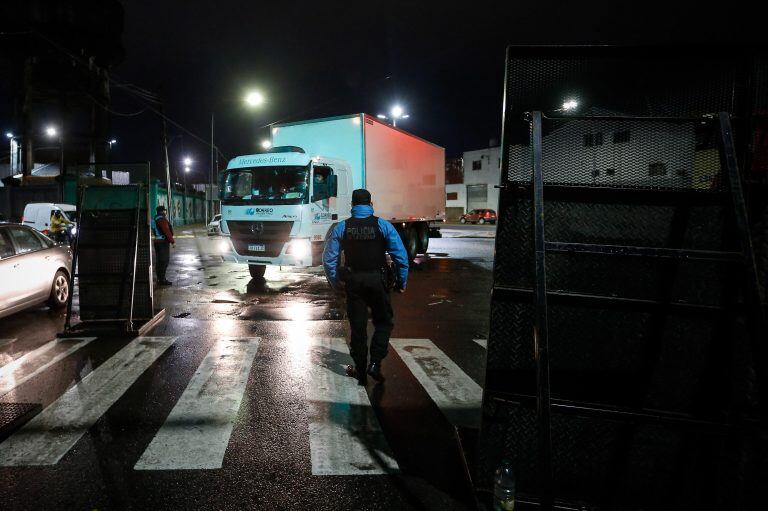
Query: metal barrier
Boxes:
[{"xmin": 478, "ymin": 47, "xmax": 768, "ymax": 510}]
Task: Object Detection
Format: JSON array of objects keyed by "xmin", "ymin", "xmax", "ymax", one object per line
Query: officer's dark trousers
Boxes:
[
  {"xmin": 154, "ymin": 241, "xmax": 170, "ymax": 281},
  {"xmin": 345, "ymin": 271, "xmax": 394, "ymax": 368}
]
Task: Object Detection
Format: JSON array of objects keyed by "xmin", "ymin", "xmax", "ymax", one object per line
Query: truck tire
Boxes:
[
  {"xmin": 249, "ymin": 264, "xmax": 266, "ymax": 279},
  {"xmin": 416, "ymin": 223, "xmax": 429, "ymax": 254},
  {"xmin": 401, "ymin": 225, "xmax": 418, "ymax": 262}
]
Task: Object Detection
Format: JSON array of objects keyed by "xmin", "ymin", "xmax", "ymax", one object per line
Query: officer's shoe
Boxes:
[
  {"xmin": 367, "ymin": 362, "xmax": 385, "ymax": 382},
  {"xmin": 345, "ymin": 365, "xmax": 367, "ymax": 386}
]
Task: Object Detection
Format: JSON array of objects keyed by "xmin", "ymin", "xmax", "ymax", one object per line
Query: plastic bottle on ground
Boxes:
[{"xmin": 493, "ymin": 458, "xmax": 516, "ymax": 511}]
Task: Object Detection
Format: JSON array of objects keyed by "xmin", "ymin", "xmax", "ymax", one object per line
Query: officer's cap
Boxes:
[{"xmin": 352, "ymin": 189, "xmax": 372, "ymax": 205}]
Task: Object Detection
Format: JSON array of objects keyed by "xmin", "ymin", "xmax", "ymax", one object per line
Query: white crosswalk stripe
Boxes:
[
  {"xmin": 0, "ymin": 338, "xmax": 17, "ymax": 350},
  {"xmin": 306, "ymin": 337, "xmax": 399, "ymax": 476},
  {"xmin": 0, "ymin": 336, "xmax": 176, "ymax": 466},
  {"xmin": 391, "ymin": 338, "xmax": 483, "ymax": 428},
  {"xmin": 135, "ymin": 337, "xmax": 260, "ymax": 470},
  {"xmin": 0, "ymin": 337, "xmax": 96, "ymax": 397}
]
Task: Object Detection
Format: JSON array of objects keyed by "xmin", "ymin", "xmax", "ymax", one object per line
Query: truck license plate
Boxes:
[{"xmin": 248, "ymin": 243, "xmax": 266, "ymax": 252}]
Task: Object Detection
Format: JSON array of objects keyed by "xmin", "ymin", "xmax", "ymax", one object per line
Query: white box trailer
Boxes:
[{"xmin": 218, "ymin": 113, "xmax": 445, "ymax": 278}]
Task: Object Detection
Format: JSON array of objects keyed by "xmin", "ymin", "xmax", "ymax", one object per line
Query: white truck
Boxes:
[{"xmin": 218, "ymin": 113, "xmax": 445, "ymax": 278}]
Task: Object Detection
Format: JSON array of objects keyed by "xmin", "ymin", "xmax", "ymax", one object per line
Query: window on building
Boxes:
[
  {"xmin": 594, "ymin": 132, "xmax": 603, "ymax": 145},
  {"xmin": 592, "ymin": 169, "xmax": 600, "ymax": 178},
  {"xmin": 605, "ymin": 168, "xmax": 616, "ymax": 176},
  {"xmin": 472, "ymin": 160, "xmax": 482, "ymax": 170},
  {"xmin": 676, "ymin": 168, "xmax": 689, "ymax": 177},
  {"xmin": 584, "ymin": 133, "xmax": 604, "ymax": 147},
  {"xmin": 446, "ymin": 192, "xmax": 458, "ymax": 200},
  {"xmin": 649, "ymin": 162, "xmax": 667, "ymax": 176},
  {"xmin": 613, "ymin": 130, "xmax": 630, "ymax": 144}
]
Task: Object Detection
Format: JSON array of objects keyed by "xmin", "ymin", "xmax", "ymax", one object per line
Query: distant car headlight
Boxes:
[
  {"xmin": 286, "ymin": 239, "xmax": 311, "ymax": 258},
  {"xmin": 218, "ymin": 239, "xmax": 231, "ymax": 253},
  {"xmin": 71, "ymin": 226, "xmax": 77, "ymax": 235}
]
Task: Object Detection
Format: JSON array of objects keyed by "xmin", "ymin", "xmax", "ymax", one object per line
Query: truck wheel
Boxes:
[
  {"xmin": 416, "ymin": 223, "xmax": 429, "ymax": 254},
  {"xmin": 479, "ymin": 218, "xmax": 486, "ymax": 225},
  {"xmin": 403, "ymin": 226, "xmax": 418, "ymax": 261},
  {"xmin": 460, "ymin": 217, "xmax": 466, "ymax": 224},
  {"xmin": 249, "ymin": 265, "xmax": 266, "ymax": 279}
]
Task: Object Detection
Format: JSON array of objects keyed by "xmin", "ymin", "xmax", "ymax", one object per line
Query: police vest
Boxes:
[
  {"xmin": 153, "ymin": 214, "xmax": 167, "ymax": 240},
  {"xmin": 341, "ymin": 216, "xmax": 386, "ymax": 270}
]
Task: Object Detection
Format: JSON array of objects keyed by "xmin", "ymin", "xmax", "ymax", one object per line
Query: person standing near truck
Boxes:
[
  {"xmin": 153, "ymin": 205, "xmax": 175, "ymax": 286},
  {"xmin": 323, "ymin": 188, "xmax": 409, "ymax": 385}
]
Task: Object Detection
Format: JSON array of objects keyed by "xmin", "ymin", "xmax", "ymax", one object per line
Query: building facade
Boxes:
[{"xmin": 445, "ymin": 146, "xmax": 501, "ymax": 221}]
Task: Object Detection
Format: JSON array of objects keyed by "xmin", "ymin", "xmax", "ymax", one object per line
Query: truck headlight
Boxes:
[
  {"xmin": 218, "ymin": 239, "xmax": 230, "ymax": 253},
  {"xmin": 286, "ymin": 239, "xmax": 311, "ymax": 258}
]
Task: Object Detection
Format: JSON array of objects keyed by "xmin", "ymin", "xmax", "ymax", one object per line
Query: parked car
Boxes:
[
  {"xmin": 22, "ymin": 203, "xmax": 78, "ymax": 235},
  {"xmin": 207, "ymin": 214, "xmax": 222, "ymax": 235},
  {"xmin": 0, "ymin": 223, "xmax": 73, "ymax": 319},
  {"xmin": 460, "ymin": 208, "xmax": 497, "ymax": 225}
]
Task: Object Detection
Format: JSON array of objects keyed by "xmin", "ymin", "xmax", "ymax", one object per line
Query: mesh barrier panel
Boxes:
[
  {"xmin": 75, "ymin": 186, "xmax": 153, "ymax": 323},
  {"xmin": 480, "ymin": 47, "xmax": 767, "ymax": 509}
]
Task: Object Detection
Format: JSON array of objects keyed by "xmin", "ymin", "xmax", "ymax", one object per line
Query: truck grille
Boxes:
[{"xmin": 227, "ymin": 220, "xmax": 293, "ymax": 257}]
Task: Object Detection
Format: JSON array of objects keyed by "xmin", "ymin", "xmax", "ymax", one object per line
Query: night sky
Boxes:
[{"xmin": 48, "ymin": 2, "xmax": 768, "ymax": 181}]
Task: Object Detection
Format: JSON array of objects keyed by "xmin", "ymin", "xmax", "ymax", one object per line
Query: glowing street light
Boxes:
[
  {"xmin": 108, "ymin": 139, "xmax": 117, "ymax": 146},
  {"xmin": 183, "ymin": 156, "xmax": 193, "ymax": 166},
  {"xmin": 561, "ymin": 99, "xmax": 579, "ymax": 111},
  {"xmin": 5, "ymin": 132, "xmax": 13, "ymax": 139},
  {"xmin": 244, "ymin": 90, "xmax": 265, "ymax": 107},
  {"xmin": 45, "ymin": 126, "xmax": 58, "ymax": 138},
  {"xmin": 260, "ymin": 139, "xmax": 272, "ymax": 150},
  {"xmin": 376, "ymin": 105, "xmax": 410, "ymax": 127},
  {"xmin": 184, "ymin": 166, "xmax": 191, "ymax": 173}
]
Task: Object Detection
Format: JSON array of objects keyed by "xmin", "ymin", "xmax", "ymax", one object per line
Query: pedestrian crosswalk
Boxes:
[
  {"xmin": 0, "ymin": 337, "xmax": 95, "ymax": 397},
  {"xmin": 0, "ymin": 336, "xmax": 176, "ymax": 466},
  {"xmin": 0, "ymin": 334, "xmax": 486, "ymax": 473},
  {"xmin": 306, "ymin": 337, "xmax": 399, "ymax": 475},
  {"xmin": 135, "ymin": 337, "xmax": 260, "ymax": 470},
  {"xmin": 391, "ymin": 339, "xmax": 483, "ymax": 428}
]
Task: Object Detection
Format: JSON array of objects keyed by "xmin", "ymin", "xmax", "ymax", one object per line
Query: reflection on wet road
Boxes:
[{"xmin": 0, "ymin": 226, "xmax": 494, "ymax": 510}]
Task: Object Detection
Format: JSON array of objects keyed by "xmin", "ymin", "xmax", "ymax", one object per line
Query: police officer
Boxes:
[
  {"xmin": 323, "ymin": 189, "xmax": 409, "ymax": 385},
  {"xmin": 153, "ymin": 205, "xmax": 175, "ymax": 286}
]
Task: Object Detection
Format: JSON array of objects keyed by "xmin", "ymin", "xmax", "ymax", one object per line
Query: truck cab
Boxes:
[{"xmin": 218, "ymin": 147, "xmax": 353, "ymax": 278}]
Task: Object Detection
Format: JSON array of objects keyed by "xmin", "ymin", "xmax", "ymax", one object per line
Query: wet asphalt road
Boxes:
[{"xmin": 0, "ymin": 224, "xmax": 495, "ymax": 511}]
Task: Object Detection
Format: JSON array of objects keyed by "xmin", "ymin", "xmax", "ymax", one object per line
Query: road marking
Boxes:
[
  {"xmin": 0, "ymin": 336, "xmax": 176, "ymax": 466},
  {"xmin": 391, "ymin": 338, "xmax": 483, "ymax": 428},
  {"xmin": 0, "ymin": 337, "xmax": 96, "ymax": 397},
  {"xmin": 134, "ymin": 337, "xmax": 260, "ymax": 470},
  {"xmin": 473, "ymin": 338, "xmax": 487, "ymax": 349},
  {"xmin": 306, "ymin": 338, "xmax": 399, "ymax": 476},
  {"xmin": 0, "ymin": 338, "xmax": 18, "ymax": 350}
]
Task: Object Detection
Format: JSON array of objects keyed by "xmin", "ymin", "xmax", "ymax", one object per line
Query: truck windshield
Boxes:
[{"xmin": 220, "ymin": 166, "xmax": 310, "ymax": 205}]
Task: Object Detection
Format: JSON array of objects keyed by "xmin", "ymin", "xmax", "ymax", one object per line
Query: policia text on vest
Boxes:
[{"xmin": 322, "ymin": 189, "xmax": 410, "ymax": 385}]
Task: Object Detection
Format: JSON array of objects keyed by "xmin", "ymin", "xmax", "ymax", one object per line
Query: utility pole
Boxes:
[{"xmin": 161, "ymin": 107, "xmax": 173, "ymax": 223}]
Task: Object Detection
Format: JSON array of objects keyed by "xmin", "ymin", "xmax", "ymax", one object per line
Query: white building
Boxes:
[{"xmin": 446, "ymin": 145, "xmax": 502, "ymax": 221}]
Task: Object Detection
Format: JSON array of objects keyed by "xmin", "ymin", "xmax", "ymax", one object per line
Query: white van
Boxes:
[{"xmin": 22, "ymin": 203, "xmax": 77, "ymax": 235}]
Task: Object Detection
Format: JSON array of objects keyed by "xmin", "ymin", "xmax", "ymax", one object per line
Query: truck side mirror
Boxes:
[{"xmin": 328, "ymin": 175, "xmax": 338, "ymax": 197}]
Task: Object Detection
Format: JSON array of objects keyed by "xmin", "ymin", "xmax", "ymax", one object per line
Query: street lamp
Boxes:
[
  {"xmin": 45, "ymin": 126, "xmax": 58, "ymax": 138},
  {"xmin": 245, "ymin": 90, "xmax": 265, "ymax": 107},
  {"xmin": 560, "ymin": 99, "xmax": 579, "ymax": 112},
  {"xmin": 209, "ymin": 89, "xmax": 266, "ymax": 226},
  {"xmin": 376, "ymin": 105, "xmax": 410, "ymax": 127},
  {"xmin": 5, "ymin": 132, "xmax": 12, "ymax": 139},
  {"xmin": 183, "ymin": 156, "xmax": 192, "ymax": 166}
]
